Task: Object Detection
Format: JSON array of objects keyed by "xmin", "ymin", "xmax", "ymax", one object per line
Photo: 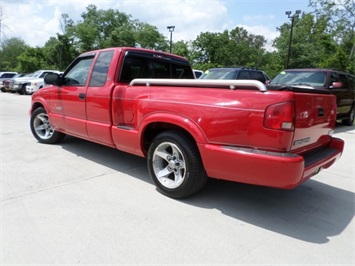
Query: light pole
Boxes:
[
  {"xmin": 285, "ymin": 10, "xmax": 301, "ymax": 69},
  {"xmin": 167, "ymin": 26, "xmax": 175, "ymax": 53}
]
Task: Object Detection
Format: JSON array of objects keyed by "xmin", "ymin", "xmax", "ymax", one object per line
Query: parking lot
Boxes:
[{"xmin": 1, "ymin": 92, "xmax": 354, "ymax": 265}]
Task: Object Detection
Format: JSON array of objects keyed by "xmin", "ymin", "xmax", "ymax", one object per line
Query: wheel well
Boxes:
[
  {"xmin": 31, "ymin": 103, "xmax": 44, "ymax": 114},
  {"xmin": 142, "ymin": 122, "xmax": 196, "ymax": 155}
]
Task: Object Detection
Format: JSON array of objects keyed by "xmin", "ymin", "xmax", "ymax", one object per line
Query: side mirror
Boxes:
[
  {"xmin": 331, "ymin": 81, "xmax": 343, "ymax": 88},
  {"xmin": 265, "ymin": 80, "xmax": 270, "ymax": 85},
  {"xmin": 44, "ymin": 73, "xmax": 61, "ymax": 85}
]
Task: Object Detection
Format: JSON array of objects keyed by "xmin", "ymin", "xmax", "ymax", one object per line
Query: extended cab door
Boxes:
[
  {"xmin": 50, "ymin": 54, "xmax": 95, "ymax": 138},
  {"xmin": 85, "ymin": 50, "xmax": 116, "ymax": 146}
]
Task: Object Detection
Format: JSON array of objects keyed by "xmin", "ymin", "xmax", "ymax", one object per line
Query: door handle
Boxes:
[
  {"xmin": 318, "ymin": 108, "xmax": 324, "ymax": 117},
  {"xmin": 79, "ymin": 93, "xmax": 86, "ymax": 100}
]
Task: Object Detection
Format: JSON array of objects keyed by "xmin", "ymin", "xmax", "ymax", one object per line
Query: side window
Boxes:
[
  {"xmin": 39, "ymin": 72, "xmax": 48, "ymax": 78},
  {"xmin": 89, "ymin": 50, "xmax": 114, "ymax": 87},
  {"xmin": 250, "ymin": 71, "xmax": 265, "ymax": 82},
  {"xmin": 339, "ymin": 74, "xmax": 348, "ymax": 89},
  {"xmin": 348, "ymin": 75, "xmax": 355, "ymax": 90},
  {"xmin": 238, "ymin": 70, "xmax": 250, "ymax": 79},
  {"xmin": 63, "ymin": 56, "xmax": 94, "ymax": 86},
  {"xmin": 330, "ymin": 72, "xmax": 340, "ymax": 84}
]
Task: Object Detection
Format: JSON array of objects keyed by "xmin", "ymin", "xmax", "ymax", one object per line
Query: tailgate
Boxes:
[{"xmin": 291, "ymin": 89, "xmax": 337, "ymax": 152}]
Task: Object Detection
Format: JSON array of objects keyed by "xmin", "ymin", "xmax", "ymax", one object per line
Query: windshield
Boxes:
[
  {"xmin": 200, "ymin": 69, "xmax": 237, "ymax": 80},
  {"xmin": 270, "ymin": 71, "xmax": 327, "ymax": 87},
  {"xmin": 30, "ymin": 71, "xmax": 41, "ymax": 77}
]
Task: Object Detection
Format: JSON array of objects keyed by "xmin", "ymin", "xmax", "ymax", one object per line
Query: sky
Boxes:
[{"xmin": 0, "ymin": 0, "xmax": 314, "ymax": 51}]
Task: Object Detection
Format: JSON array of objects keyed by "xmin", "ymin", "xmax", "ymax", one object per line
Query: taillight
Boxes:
[{"xmin": 264, "ymin": 101, "xmax": 295, "ymax": 131}]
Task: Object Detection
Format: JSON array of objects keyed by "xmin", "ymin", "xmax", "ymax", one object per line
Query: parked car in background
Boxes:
[
  {"xmin": 1, "ymin": 73, "xmax": 26, "ymax": 92},
  {"xmin": 268, "ymin": 69, "xmax": 355, "ymax": 126},
  {"xmin": 0, "ymin": 72, "xmax": 18, "ymax": 91},
  {"xmin": 200, "ymin": 67, "xmax": 271, "ymax": 84},
  {"xmin": 26, "ymin": 72, "xmax": 64, "ymax": 94},
  {"xmin": 10, "ymin": 70, "xmax": 60, "ymax": 95},
  {"xmin": 193, "ymin": 69, "xmax": 204, "ymax": 79},
  {"xmin": 25, "ymin": 78, "xmax": 45, "ymax": 95}
]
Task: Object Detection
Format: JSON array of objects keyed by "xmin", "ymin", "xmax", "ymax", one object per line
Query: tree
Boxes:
[
  {"xmin": 62, "ymin": 4, "xmax": 167, "ymax": 54},
  {"xmin": 42, "ymin": 34, "xmax": 78, "ymax": 71},
  {"xmin": 0, "ymin": 37, "xmax": 28, "ymax": 71},
  {"xmin": 171, "ymin": 40, "xmax": 190, "ymax": 59},
  {"xmin": 309, "ymin": 0, "xmax": 354, "ymax": 73},
  {"xmin": 17, "ymin": 47, "xmax": 48, "ymax": 73},
  {"xmin": 273, "ymin": 12, "xmax": 345, "ymax": 70},
  {"xmin": 190, "ymin": 27, "xmax": 267, "ymax": 70},
  {"xmin": 133, "ymin": 21, "xmax": 167, "ymax": 51}
]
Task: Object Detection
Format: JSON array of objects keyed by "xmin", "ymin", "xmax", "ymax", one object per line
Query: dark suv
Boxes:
[
  {"xmin": 200, "ymin": 67, "xmax": 270, "ymax": 84},
  {"xmin": 268, "ymin": 69, "xmax": 355, "ymax": 126}
]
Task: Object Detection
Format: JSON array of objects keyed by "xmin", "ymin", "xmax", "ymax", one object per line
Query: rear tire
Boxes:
[
  {"xmin": 147, "ymin": 130, "xmax": 207, "ymax": 198},
  {"xmin": 342, "ymin": 105, "xmax": 355, "ymax": 126},
  {"xmin": 30, "ymin": 107, "xmax": 66, "ymax": 144}
]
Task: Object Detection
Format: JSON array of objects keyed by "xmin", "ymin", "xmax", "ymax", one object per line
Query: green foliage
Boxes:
[
  {"xmin": 1, "ymin": 1, "xmax": 353, "ymax": 75},
  {"xmin": 189, "ymin": 27, "xmax": 267, "ymax": 72},
  {"xmin": 63, "ymin": 4, "xmax": 167, "ymax": 53},
  {"xmin": 17, "ymin": 47, "xmax": 48, "ymax": 73},
  {"xmin": 309, "ymin": 0, "xmax": 354, "ymax": 73},
  {"xmin": 0, "ymin": 37, "xmax": 28, "ymax": 71},
  {"xmin": 133, "ymin": 22, "xmax": 168, "ymax": 51},
  {"xmin": 171, "ymin": 40, "xmax": 190, "ymax": 59},
  {"xmin": 273, "ymin": 8, "xmax": 354, "ymax": 74}
]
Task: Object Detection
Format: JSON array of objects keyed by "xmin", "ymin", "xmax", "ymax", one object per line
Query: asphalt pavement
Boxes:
[{"xmin": 1, "ymin": 92, "xmax": 354, "ymax": 265}]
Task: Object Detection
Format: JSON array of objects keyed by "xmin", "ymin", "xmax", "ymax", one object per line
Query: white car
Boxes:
[
  {"xmin": 11, "ymin": 70, "xmax": 60, "ymax": 95},
  {"xmin": 25, "ymin": 78, "xmax": 45, "ymax": 95}
]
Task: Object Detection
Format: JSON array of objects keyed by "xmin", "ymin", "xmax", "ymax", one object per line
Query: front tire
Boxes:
[
  {"xmin": 18, "ymin": 84, "xmax": 26, "ymax": 95},
  {"xmin": 24, "ymin": 86, "xmax": 32, "ymax": 95},
  {"xmin": 30, "ymin": 107, "xmax": 66, "ymax": 144},
  {"xmin": 147, "ymin": 131, "xmax": 207, "ymax": 198}
]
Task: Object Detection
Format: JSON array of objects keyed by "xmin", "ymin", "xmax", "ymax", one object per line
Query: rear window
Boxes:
[
  {"xmin": 250, "ymin": 71, "xmax": 267, "ymax": 82},
  {"xmin": 120, "ymin": 51, "xmax": 194, "ymax": 83}
]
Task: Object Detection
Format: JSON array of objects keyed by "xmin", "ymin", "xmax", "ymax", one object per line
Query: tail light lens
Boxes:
[{"xmin": 264, "ymin": 101, "xmax": 295, "ymax": 131}]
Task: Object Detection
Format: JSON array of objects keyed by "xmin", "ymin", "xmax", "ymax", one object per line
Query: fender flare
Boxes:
[{"xmin": 138, "ymin": 112, "xmax": 208, "ymax": 144}]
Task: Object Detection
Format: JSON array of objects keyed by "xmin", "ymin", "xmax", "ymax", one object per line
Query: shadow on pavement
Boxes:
[
  {"xmin": 60, "ymin": 136, "xmax": 354, "ymax": 244},
  {"xmin": 185, "ymin": 179, "xmax": 354, "ymax": 244},
  {"xmin": 334, "ymin": 123, "xmax": 355, "ymax": 134}
]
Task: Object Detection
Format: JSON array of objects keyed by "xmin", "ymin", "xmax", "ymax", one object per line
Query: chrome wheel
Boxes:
[
  {"xmin": 33, "ymin": 112, "xmax": 54, "ymax": 140},
  {"xmin": 152, "ymin": 142, "xmax": 186, "ymax": 189},
  {"xmin": 147, "ymin": 131, "xmax": 207, "ymax": 198},
  {"xmin": 30, "ymin": 107, "xmax": 65, "ymax": 144}
]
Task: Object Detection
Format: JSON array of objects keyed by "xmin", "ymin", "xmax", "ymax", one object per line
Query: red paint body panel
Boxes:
[
  {"xmin": 31, "ymin": 47, "xmax": 344, "ymax": 190},
  {"xmin": 199, "ymin": 137, "xmax": 344, "ymax": 188}
]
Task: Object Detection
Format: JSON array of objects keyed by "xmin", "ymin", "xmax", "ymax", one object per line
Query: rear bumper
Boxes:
[{"xmin": 199, "ymin": 137, "xmax": 344, "ymax": 189}]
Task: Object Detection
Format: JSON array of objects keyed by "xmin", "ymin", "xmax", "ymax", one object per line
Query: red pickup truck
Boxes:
[{"xmin": 30, "ymin": 47, "xmax": 344, "ymax": 198}]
